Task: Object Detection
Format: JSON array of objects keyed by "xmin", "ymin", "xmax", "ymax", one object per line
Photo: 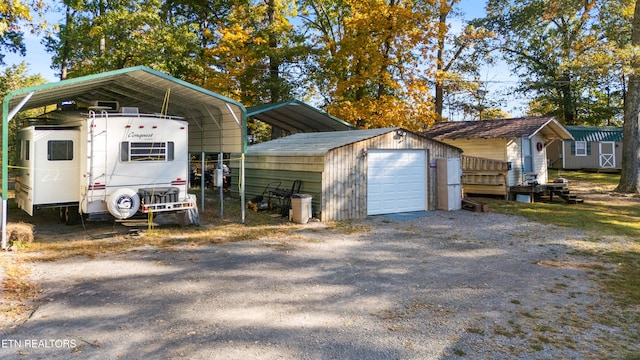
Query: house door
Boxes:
[{"xmin": 599, "ymin": 142, "xmax": 615, "ymax": 168}]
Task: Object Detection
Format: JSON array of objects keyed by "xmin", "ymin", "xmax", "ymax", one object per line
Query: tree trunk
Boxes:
[
  {"xmin": 266, "ymin": 0, "xmax": 283, "ymax": 139},
  {"xmin": 559, "ymin": 72, "xmax": 576, "ymax": 125},
  {"xmin": 434, "ymin": 5, "xmax": 447, "ymax": 122},
  {"xmin": 60, "ymin": 5, "xmax": 71, "ymax": 80},
  {"xmin": 616, "ymin": 0, "xmax": 640, "ymax": 193}
]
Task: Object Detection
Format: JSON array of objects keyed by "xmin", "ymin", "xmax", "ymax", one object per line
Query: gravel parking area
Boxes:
[{"xmin": 1, "ymin": 210, "xmax": 637, "ymax": 359}]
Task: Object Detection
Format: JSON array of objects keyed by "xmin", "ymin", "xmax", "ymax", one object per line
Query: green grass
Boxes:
[
  {"xmin": 551, "ymin": 169, "xmax": 621, "ymax": 187},
  {"xmin": 484, "ymin": 170, "xmax": 639, "ymax": 237},
  {"xmin": 482, "ymin": 170, "xmax": 640, "ymax": 311},
  {"xmin": 485, "ymin": 171, "xmax": 640, "ymax": 235}
]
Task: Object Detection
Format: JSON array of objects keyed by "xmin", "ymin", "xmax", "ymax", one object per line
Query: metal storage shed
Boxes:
[
  {"xmin": 1, "ymin": 66, "xmax": 247, "ymax": 249},
  {"xmin": 547, "ymin": 126, "xmax": 622, "ymax": 171},
  {"xmin": 234, "ymin": 128, "xmax": 462, "ymax": 221}
]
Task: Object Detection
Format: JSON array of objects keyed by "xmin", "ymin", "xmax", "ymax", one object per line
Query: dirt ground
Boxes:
[{"xmin": 0, "ymin": 186, "xmax": 638, "ymax": 359}]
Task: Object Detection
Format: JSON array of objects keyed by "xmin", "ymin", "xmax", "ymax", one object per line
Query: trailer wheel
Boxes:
[
  {"xmin": 58, "ymin": 207, "xmax": 65, "ymax": 223},
  {"xmin": 63, "ymin": 206, "xmax": 80, "ymax": 225},
  {"xmin": 107, "ymin": 188, "xmax": 140, "ymax": 220}
]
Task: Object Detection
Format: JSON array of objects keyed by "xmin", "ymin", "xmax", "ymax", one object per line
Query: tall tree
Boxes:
[
  {"xmin": 0, "ymin": 0, "xmax": 44, "ymax": 65},
  {"xmin": 433, "ymin": 0, "xmax": 460, "ymax": 121},
  {"xmin": 205, "ymin": 0, "xmax": 308, "ymax": 105},
  {"xmin": 45, "ymin": 0, "xmax": 200, "ymax": 79},
  {"xmin": 302, "ymin": 0, "xmax": 437, "ymax": 131},
  {"xmin": 482, "ymin": 0, "xmax": 626, "ymax": 125},
  {"xmin": 433, "ymin": 21, "xmax": 498, "ymax": 121},
  {"xmin": 298, "ymin": 0, "xmax": 348, "ymax": 105},
  {"xmin": 0, "ymin": 63, "xmax": 46, "ymax": 166},
  {"xmin": 160, "ymin": 0, "xmax": 238, "ymax": 86},
  {"xmin": 617, "ymin": 0, "xmax": 640, "ymax": 193}
]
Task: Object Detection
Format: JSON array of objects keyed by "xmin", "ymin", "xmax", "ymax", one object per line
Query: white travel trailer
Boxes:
[{"xmin": 15, "ymin": 101, "xmax": 197, "ymax": 224}]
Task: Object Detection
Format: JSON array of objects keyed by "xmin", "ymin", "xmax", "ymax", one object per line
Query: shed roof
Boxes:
[
  {"xmin": 247, "ymin": 127, "xmax": 399, "ymax": 156},
  {"xmin": 247, "ymin": 100, "xmax": 355, "ymax": 133},
  {"xmin": 422, "ymin": 117, "xmax": 573, "ymax": 141},
  {"xmin": 566, "ymin": 126, "xmax": 623, "ymax": 142}
]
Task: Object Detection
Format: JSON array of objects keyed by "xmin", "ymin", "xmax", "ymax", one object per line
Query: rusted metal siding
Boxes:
[
  {"xmin": 321, "ymin": 132, "xmax": 461, "ymax": 221},
  {"xmin": 321, "ymin": 137, "xmax": 367, "ymax": 221}
]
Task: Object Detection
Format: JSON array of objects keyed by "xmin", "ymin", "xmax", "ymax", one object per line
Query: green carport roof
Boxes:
[
  {"xmin": 247, "ymin": 100, "xmax": 355, "ymax": 133},
  {"xmin": 1, "ymin": 66, "xmax": 249, "ymax": 245},
  {"xmin": 2, "ymin": 66, "xmax": 247, "ymax": 154}
]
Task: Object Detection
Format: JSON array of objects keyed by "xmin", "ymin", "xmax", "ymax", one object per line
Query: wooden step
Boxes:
[{"xmin": 462, "ymin": 198, "xmax": 488, "ymax": 212}]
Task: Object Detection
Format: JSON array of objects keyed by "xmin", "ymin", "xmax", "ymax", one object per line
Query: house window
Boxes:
[
  {"xmin": 575, "ymin": 141, "xmax": 587, "ymax": 156},
  {"xmin": 120, "ymin": 141, "xmax": 174, "ymax": 162},
  {"xmin": 47, "ymin": 140, "xmax": 73, "ymax": 161}
]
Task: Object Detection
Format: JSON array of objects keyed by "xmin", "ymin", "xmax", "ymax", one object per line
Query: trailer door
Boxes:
[
  {"xmin": 18, "ymin": 128, "xmax": 82, "ymax": 214},
  {"xmin": 16, "ymin": 130, "xmax": 35, "ymax": 215}
]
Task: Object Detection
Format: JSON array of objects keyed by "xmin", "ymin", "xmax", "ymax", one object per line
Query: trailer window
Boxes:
[
  {"xmin": 20, "ymin": 140, "xmax": 30, "ymax": 161},
  {"xmin": 120, "ymin": 141, "xmax": 174, "ymax": 162},
  {"xmin": 47, "ymin": 140, "xmax": 74, "ymax": 161}
]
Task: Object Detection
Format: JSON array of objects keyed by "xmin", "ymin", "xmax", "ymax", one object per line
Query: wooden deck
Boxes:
[
  {"xmin": 460, "ymin": 155, "xmax": 584, "ymax": 204},
  {"xmin": 461, "ymin": 156, "xmax": 509, "ymax": 199},
  {"xmin": 509, "ymin": 183, "xmax": 584, "ymax": 204}
]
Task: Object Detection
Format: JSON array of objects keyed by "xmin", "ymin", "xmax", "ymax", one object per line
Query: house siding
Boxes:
[
  {"xmin": 561, "ymin": 141, "xmax": 622, "ymax": 170},
  {"xmin": 441, "ymin": 138, "xmax": 530, "ymax": 187},
  {"xmin": 532, "ymin": 134, "xmax": 549, "ymax": 184},
  {"xmin": 440, "ymin": 138, "xmax": 507, "ymax": 161},
  {"xmin": 232, "ymin": 155, "xmax": 324, "ymax": 215},
  {"xmin": 506, "ymin": 139, "xmax": 521, "ymax": 186},
  {"xmin": 441, "ymin": 136, "xmax": 549, "ymax": 188}
]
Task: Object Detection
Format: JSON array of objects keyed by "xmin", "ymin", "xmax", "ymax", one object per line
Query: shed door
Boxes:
[
  {"xmin": 367, "ymin": 150, "xmax": 426, "ymax": 215},
  {"xmin": 599, "ymin": 142, "xmax": 615, "ymax": 168}
]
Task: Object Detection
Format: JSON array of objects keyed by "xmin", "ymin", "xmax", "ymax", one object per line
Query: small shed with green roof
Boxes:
[{"xmin": 547, "ymin": 126, "xmax": 622, "ymax": 171}]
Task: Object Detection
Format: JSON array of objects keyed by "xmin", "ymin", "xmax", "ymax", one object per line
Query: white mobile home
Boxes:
[{"xmin": 15, "ymin": 104, "xmax": 196, "ymax": 223}]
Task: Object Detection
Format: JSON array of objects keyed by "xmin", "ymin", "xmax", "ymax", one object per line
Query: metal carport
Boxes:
[
  {"xmin": 1, "ymin": 66, "xmax": 247, "ymax": 249},
  {"xmin": 247, "ymin": 99, "xmax": 355, "ymax": 135}
]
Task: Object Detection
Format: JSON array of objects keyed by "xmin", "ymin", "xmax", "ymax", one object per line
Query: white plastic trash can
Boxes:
[{"xmin": 291, "ymin": 194, "xmax": 312, "ymax": 224}]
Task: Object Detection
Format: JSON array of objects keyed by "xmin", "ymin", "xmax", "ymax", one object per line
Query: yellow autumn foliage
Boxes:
[{"xmin": 325, "ymin": 0, "xmax": 438, "ymax": 130}]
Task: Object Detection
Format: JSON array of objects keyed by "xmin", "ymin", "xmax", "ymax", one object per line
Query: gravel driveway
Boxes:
[{"xmin": 1, "ymin": 210, "xmax": 636, "ymax": 359}]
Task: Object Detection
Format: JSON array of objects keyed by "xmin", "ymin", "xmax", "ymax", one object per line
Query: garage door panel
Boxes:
[{"xmin": 367, "ymin": 150, "xmax": 426, "ymax": 215}]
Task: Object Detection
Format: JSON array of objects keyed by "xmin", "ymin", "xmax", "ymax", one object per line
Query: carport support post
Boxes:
[
  {"xmin": 1, "ymin": 200, "xmax": 6, "ymax": 250},
  {"xmin": 201, "ymin": 152, "xmax": 206, "ymax": 213},
  {"xmin": 2, "ymin": 91, "xmax": 34, "ymax": 250},
  {"xmin": 218, "ymin": 153, "xmax": 223, "ymax": 217}
]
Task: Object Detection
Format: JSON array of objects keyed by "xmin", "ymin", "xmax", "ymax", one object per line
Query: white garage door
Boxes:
[{"xmin": 367, "ymin": 150, "xmax": 426, "ymax": 215}]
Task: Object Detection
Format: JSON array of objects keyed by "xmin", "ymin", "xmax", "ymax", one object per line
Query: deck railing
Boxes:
[{"xmin": 461, "ymin": 155, "xmax": 509, "ymax": 198}]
